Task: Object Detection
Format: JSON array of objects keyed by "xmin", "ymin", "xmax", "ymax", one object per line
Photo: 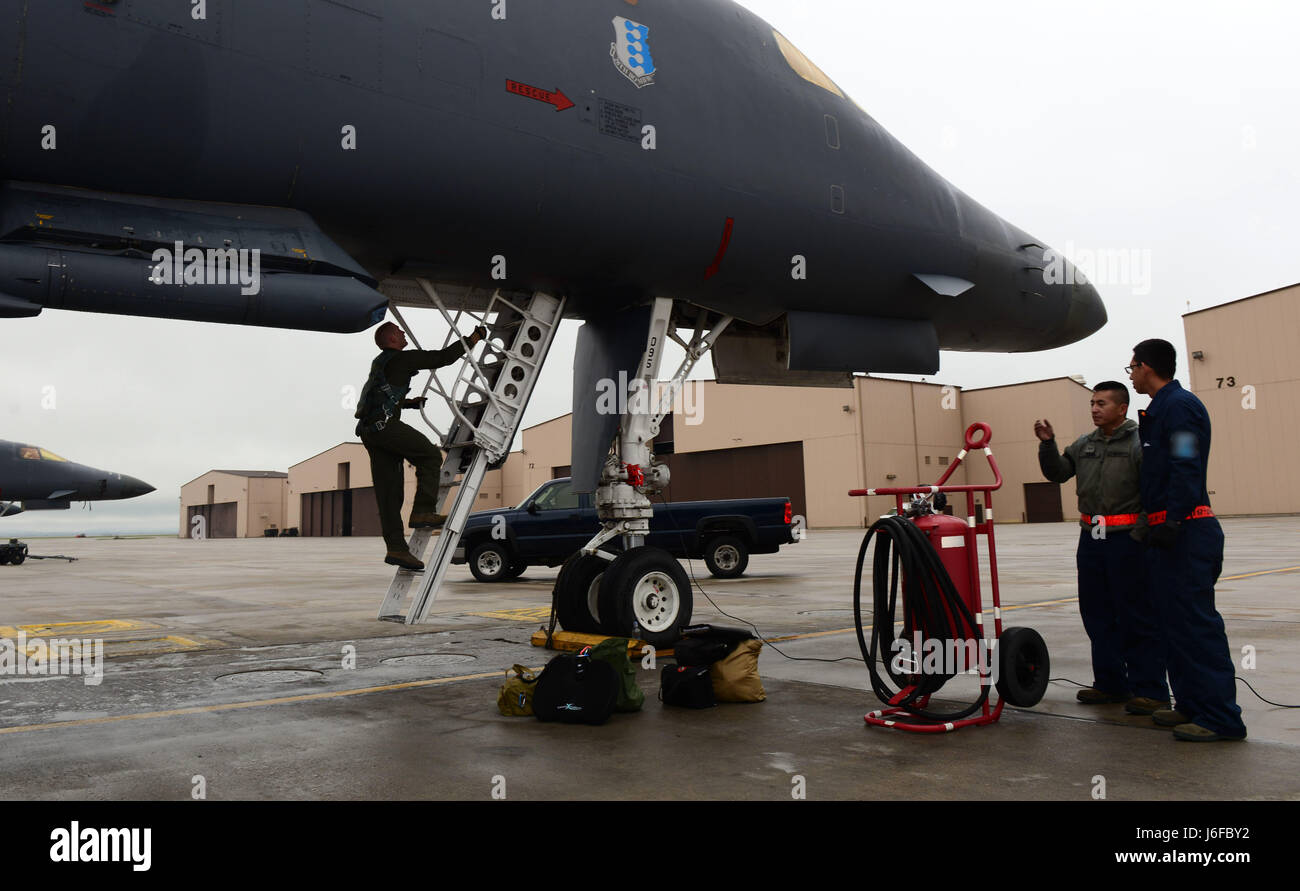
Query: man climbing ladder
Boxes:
[{"xmin": 356, "ymin": 320, "xmax": 486, "ymax": 571}]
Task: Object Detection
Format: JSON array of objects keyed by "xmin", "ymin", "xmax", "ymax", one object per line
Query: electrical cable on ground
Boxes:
[
  {"xmin": 656, "ymin": 493, "xmax": 863, "ymax": 664},
  {"xmin": 1048, "ymin": 675, "xmax": 1298, "ymax": 708}
]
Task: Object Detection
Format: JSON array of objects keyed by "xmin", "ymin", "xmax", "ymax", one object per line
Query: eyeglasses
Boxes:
[{"xmin": 1124, "ymin": 363, "xmax": 1143, "ymax": 374}]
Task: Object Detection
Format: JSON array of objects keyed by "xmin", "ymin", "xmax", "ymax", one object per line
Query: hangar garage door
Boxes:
[
  {"xmin": 187, "ymin": 502, "xmax": 237, "ymax": 539},
  {"xmin": 1023, "ymin": 482, "xmax": 1064, "ymax": 523},
  {"xmin": 302, "ymin": 488, "xmax": 382, "ymax": 537},
  {"xmin": 658, "ymin": 441, "xmax": 806, "ymax": 520}
]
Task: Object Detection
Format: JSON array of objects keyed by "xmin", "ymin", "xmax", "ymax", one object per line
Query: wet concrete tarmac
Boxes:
[{"xmin": 1, "ymin": 518, "xmax": 1296, "ymax": 800}]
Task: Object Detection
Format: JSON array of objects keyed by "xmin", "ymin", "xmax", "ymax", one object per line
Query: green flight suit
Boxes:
[
  {"xmin": 1038, "ymin": 419, "xmax": 1144, "ymax": 531},
  {"xmin": 356, "ymin": 344, "xmax": 466, "ymax": 552}
]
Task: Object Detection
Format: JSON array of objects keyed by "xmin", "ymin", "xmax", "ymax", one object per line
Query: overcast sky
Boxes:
[{"xmin": 3, "ymin": 0, "xmax": 1297, "ymax": 536}]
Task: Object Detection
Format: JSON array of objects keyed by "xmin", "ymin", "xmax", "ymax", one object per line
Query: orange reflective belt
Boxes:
[
  {"xmin": 1080, "ymin": 513, "xmax": 1141, "ymax": 526},
  {"xmin": 1148, "ymin": 506, "xmax": 1215, "ymax": 525}
]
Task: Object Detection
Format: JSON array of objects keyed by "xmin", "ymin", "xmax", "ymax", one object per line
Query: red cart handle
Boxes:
[
  {"xmin": 964, "ymin": 423, "xmax": 991, "ymax": 451},
  {"xmin": 848, "ymin": 421, "xmax": 1002, "ymax": 497}
]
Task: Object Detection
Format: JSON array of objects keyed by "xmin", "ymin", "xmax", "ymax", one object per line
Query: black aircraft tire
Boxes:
[
  {"xmin": 995, "ymin": 626, "xmax": 1050, "ymax": 707},
  {"xmin": 468, "ymin": 541, "xmax": 515, "ymax": 583},
  {"xmin": 598, "ymin": 546, "xmax": 693, "ymax": 646},
  {"xmin": 554, "ymin": 553, "xmax": 608, "ymax": 634},
  {"xmin": 703, "ymin": 534, "xmax": 749, "ymax": 579}
]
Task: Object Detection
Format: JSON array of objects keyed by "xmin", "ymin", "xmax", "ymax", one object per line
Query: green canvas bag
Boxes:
[
  {"xmin": 588, "ymin": 637, "xmax": 645, "ymax": 712},
  {"xmin": 497, "ymin": 664, "xmax": 540, "ymax": 716}
]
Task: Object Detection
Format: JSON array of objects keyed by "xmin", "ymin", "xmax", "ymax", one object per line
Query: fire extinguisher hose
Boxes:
[{"xmin": 853, "ymin": 514, "xmax": 990, "ymax": 722}]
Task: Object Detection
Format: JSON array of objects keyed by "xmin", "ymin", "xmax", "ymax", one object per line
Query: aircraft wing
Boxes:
[{"xmin": 0, "ymin": 182, "xmax": 388, "ymax": 333}]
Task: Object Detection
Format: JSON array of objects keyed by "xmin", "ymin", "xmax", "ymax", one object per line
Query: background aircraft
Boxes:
[{"xmin": 0, "ymin": 440, "xmax": 155, "ymax": 514}]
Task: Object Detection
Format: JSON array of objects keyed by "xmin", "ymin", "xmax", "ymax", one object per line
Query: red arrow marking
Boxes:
[
  {"xmin": 705, "ymin": 217, "xmax": 736, "ymax": 280},
  {"xmin": 506, "ymin": 79, "xmax": 575, "ymax": 112}
]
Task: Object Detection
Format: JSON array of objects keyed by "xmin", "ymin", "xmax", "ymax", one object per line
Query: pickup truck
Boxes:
[{"xmin": 452, "ymin": 477, "xmax": 798, "ymax": 582}]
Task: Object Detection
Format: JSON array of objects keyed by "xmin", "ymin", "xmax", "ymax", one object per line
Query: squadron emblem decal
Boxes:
[{"xmin": 611, "ymin": 16, "xmax": 656, "ymax": 88}]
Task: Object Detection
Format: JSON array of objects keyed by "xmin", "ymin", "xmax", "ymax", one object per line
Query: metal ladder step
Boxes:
[{"xmin": 376, "ymin": 288, "xmax": 565, "ymax": 624}]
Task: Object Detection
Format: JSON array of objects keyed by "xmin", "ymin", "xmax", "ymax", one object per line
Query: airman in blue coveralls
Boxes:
[
  {"xmin": 1128, "ymin": 339, "xmax": 1246, "ymax": 742},
  {"xmin": 1036, "ymin": 382, "xmax": 1168, "ymax": 715}
]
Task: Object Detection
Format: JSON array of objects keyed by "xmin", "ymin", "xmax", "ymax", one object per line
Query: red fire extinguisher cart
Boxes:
[{"xmin": 848, "ymin": 422, "xmax": 1050, "ymax": 732}]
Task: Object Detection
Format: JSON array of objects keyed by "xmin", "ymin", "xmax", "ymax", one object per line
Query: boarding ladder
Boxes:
[{"xmin": 376, "ymin": 282, "xmax": 565, "ymax": 624}]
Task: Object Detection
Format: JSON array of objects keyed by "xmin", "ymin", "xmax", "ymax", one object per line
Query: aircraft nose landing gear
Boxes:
[
  {"xmin": 552, "ymin": 299, "xmax": 731, "ymax": 647},
  {"xmin": 597, "ymin": 546, "xmax": 693, "ymax": 647}
]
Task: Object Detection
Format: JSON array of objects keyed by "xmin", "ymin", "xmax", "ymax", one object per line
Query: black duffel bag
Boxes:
[
  {"xmin": 673, "ymin": 624, "xmax": 755, "ymax": 667},
  {"xmin": 533, "ymin": 646, "xmax": 619, "ymax": 725},
  {"xmin": 660, "ymin": 664, "xmax": 716, "ymax": 709},
  {"xmin": 673, "ymin": 636, "xmax": 739, "ymax": 667}
]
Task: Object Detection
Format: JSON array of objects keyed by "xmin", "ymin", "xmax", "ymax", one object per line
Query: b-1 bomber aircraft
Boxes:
[
  {"xmin": 0, "ymin": 0, "xmax": 1104, "ymax": 638},
  {"xmin": 0, "ymin": 440, "xmax": 154, "ymax": 564}
]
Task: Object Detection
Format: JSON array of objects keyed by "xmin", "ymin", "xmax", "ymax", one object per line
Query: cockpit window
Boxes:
[
  {"xmin": 773, "ymin": 30, "xmax": 844, "ymax": 98},
  {"xmin": 18, "ymin": 446, "xmax": 67, "ymax": 461}
]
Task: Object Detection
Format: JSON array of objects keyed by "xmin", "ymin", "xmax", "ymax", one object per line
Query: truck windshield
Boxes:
[{"xmin": 517, "ymin": 479, "xmax": 579, "ymax": 511}]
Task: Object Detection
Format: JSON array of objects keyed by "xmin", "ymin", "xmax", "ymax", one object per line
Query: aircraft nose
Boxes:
[
  {"xmin": 116, "ymin": 475, "xmax": 156, "ymax": 499},
  {"xmin": 1065, "ymin": 279, "xmax": 1107, "ymax": 341},
  {"xmin": 1045, "ymin": 278, "xmax": 1107, "ymax": 348}
]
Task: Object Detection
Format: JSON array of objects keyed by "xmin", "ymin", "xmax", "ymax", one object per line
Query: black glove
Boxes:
[{"xmin": 1149, "ymin": 520, "xmax": 1181, "ymax": 549}]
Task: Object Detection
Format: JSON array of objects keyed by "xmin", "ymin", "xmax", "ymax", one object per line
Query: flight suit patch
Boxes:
[{"xmin": 1171, "ymin": 431, "xmax": 1199, "ymax": 460}]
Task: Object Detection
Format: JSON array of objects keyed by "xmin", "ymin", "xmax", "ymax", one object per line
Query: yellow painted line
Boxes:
[
  {"xmin": 7, "ymin": 636, "xmax": 216, "ymax": 659},
  {"xmin": 1, "ymin": 619, "xmax": 158, "ymax": 636},
  {"xmin": 0, "ymin": 668, "xmax": 542, "ymax": 737},
  {"xmin": 766, "ymin": 596, "xmax": 1083, "ymax": 644},
  {"xmin": 470, "ymin": 607, "xmax": 554, "ymax": 622},
  {"xmin": 1222, "ymin": 566, "xmax": 1300, "ymax": 581},
  {"xmin": 102, "ymin": 636, "xmax": 215, "ymax": 656}
]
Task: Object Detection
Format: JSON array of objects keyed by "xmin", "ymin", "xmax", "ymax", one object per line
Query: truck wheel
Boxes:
[
  {"xmin": 468, "ymin": 541, "xmax": 515, "ymax": 583},
  {"xmin": 554, "ymin": 552, "xmax": 608, "ymax": 634},
  {"xmin": 703, "ymin": 534, "xmax": 749, "ymax": 579},
  {"xmin": 10, "ymin": 551, "xmax": 25, "ymax": 566},
  {"xmin": 501, "ymin": 559, "xmax": 527, "ymax": 581},
  {"xmin": 0, "ymin": 553, "xmax": 10, "ymax": 566},
  {"xmin": 598, "ymin": 546, "xmax": 693, "ymax": 646},
  {"xmin": 995, "ymin": 627, "xmax": 1050, "ymax": 707}
]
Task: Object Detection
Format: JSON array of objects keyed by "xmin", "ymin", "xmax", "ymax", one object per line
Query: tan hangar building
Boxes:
[
  {"xmin": 497, "ymin": 375, "xmax": 1095, "ymax": 528},
  {"xmin": 178, "ymin": 470, "xmax": 289, "ymax": 539},
  {"xmin": 1182, "ymin": 282, "xmax": 1300, "ymax": 517},
  {"xmin": 178, "ymin": 375, "xmax": 1099, "ymax": 537},
  {"xmin": 282, "ymin": 443, "xmax": 514, "ymax": 538}
]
